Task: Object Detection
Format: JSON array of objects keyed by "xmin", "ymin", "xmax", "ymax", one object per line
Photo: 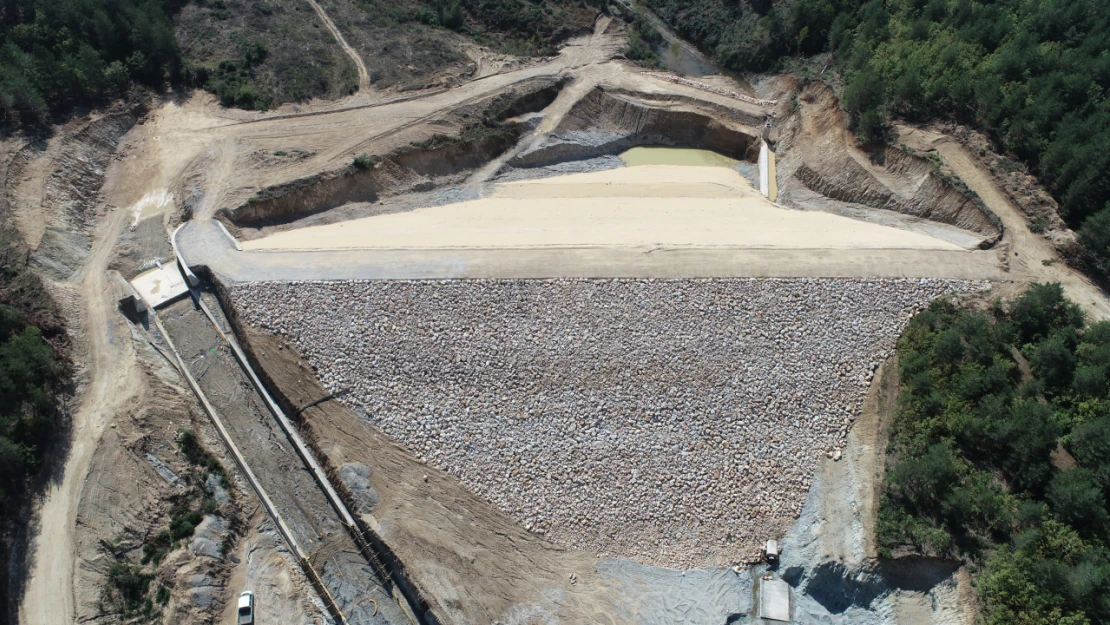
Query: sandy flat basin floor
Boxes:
[{"xmin": 241, "ymin": 165, "xmax": 966, "ymax": 252}]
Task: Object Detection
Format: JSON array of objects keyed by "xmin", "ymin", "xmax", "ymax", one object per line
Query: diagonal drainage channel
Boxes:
[{"xmin": 152, "ymin": 294, "xmax": 411, "ymax": 625}]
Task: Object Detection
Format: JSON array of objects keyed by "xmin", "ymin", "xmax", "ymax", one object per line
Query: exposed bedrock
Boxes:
[
  {"xmin": 793, "ymin": 149, "xmax": 1001, "ymax": 244},
  {"xmin": 509, "ymin": 87, "xmax": 763, "ymax": 168},
  {"xmin": 221, "ymin": 78, "xmax": 564, "ymax": 227},
  {"xmin": 776, "ymin": 81, "xmax": 1002, "ymax": 245}
]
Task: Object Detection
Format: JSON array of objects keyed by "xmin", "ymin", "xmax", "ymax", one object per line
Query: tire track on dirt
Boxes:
[{"xmin": 305, "ymin": 0, "xmax": 371, "ymax": 92}]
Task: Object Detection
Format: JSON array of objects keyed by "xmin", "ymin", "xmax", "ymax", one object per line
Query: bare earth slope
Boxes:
[{"xmin": 14, "ymin": 12, "xmax": 1110, "ymax": 625}]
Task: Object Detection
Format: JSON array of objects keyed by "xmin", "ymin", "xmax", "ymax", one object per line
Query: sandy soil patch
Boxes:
[
  {"xmin": 242, "ymin": 165, "xmax": 966, "ymax": 252},
  {"xmin": 618, "ymin": 146, "xmax": 740, "ymax": 167}
]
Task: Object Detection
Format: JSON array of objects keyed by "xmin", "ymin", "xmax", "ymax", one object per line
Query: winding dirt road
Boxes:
[
  {"xmin": 18, "ymin": 172, "xmax": 142, "ymax": 625},
  {"xmin": 898, "ymin": 125, "xmax": 1110, "ymax": 321},
  {"xmin": 305, "ymin": 0, "xmax": 372, "ymax": 93}
]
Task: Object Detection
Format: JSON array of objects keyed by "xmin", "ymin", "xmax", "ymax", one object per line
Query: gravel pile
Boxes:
[{"xmin": 232, "ymin": 278, "xmax": 986, "ymax": 568}]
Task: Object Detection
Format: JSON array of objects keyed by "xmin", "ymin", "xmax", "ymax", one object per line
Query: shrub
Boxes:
[
  {"xmin": 106, "ymin": 561, "xmax": 153, "ymax": 617},
  {"xmin": 1078, "ymin": 207, "xmax": 1110, "ymax": 269},
  {"xmin": 1048, "ymin": 469, "xmax": 1108, "ymax": 534},
  {"xmin": 1009, "ymin": 283, "xmax": 1084, "ymax": 347},
  {"xmin": 353, "ymin": 153, "xmax": 375, "ymax": 170}
]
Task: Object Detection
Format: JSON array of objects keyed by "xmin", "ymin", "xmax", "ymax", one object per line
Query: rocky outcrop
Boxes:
[
  {"xmin": 511, "ymin": 87, "xmax": 762, "ymax": 167},
  {"xmin": 794, "ymin": 147, "xmax": 1001, "ymax": 242}
]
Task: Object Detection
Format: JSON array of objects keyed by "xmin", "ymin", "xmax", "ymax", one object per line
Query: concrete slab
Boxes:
[
  {"xmin": 131, "ymin": 264, "xmax": 189, "ymax": 309},
  {"xmin": 759, "ymin": 577, "xmax": 791, "ymax": 622}
]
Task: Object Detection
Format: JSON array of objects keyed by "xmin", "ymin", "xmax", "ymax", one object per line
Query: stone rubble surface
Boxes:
[{"xmin": 232, "ymin": 278, "xmax": 986, "ymax": 568}]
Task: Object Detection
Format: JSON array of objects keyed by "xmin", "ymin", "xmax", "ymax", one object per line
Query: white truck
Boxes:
[{"xmin": 237, "ymin": 591, "xmax": 254, "ymax": 625}]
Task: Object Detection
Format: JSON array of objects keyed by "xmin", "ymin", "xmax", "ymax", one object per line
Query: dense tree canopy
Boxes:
[
  {"xmin": 0, "ymin": 304, "xmax": 59, "ymax": 506},
  {"xmin": 879, "ymin": 284, "xmax": 1110, "ymax": 624},
  {"xmin": 0, "ymin": 0, "xmax": 186, "ymax": 122}
]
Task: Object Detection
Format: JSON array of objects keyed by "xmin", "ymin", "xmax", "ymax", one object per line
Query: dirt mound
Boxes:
[
  {"xmin": 510, "ymin": 87, "xmax": 763, "ymax": 167},
  {"xmin": 775, "ymin": 82, "xmax": 1002, "ymax": 245}
]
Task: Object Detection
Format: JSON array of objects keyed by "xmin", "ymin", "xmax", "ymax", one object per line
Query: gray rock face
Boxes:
[
  {"xmin": 339, "ymin": 462, "xmax": 380, "ymax": 514},
  {"xmin": 191, "ymin": 515, "xmax": 228, "ymax": 559},
  {"xmin": 205, "ymin": 473, "xmax": 231, "ymax": 505},
  {"xmin": 232, "ymin": 278, "xmax": 986, "ymax": 568}
]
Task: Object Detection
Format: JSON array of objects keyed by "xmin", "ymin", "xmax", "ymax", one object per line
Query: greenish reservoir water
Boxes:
[{"xmin": 618, "ymin": 147, "xmax": 739, "ymax": 168}]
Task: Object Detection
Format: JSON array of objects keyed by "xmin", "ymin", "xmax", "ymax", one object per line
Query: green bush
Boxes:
[
  {"xmin": 1048, "ymin": 469, "xmax": 1108, "ymax": 534},
  {"xmin": 625, "ymin": 16, "xmax": 664, "ymax": 67},
  {"xmin": 1078, "ymin": 206, "xmax": 1110, "ymax": 271},
  {"xmin": 178, "ymin": 428, "xmax": 228, "ymax": 485},
  {"xmin": 141, "ymin": 530, "xmax": 172, "ymax": 565},
  {"xmin": 106, "ymin": 561, "xmax": 154, "ymax": 617},
  {"xmin": 353, "ymin": 153, "xmax": 375, "ymax": 171},
  {"xmin": 1010, "ymin": 283, "xmax": 1085, "ymax": 347}
]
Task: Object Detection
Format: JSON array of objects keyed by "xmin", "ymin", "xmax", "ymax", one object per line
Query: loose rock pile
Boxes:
[{"xmin": 233, "ymin": 278, "xmax": 986, "ymax": 568}]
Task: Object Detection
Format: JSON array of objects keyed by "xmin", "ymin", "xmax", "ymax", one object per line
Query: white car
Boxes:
[{"xmin": 237, "ymin": 591, "xmax": 254, "ymax": 625}]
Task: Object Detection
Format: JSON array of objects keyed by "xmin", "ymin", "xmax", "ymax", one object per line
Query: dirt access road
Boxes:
[
  {"xmin": 17, "ymin": 179, "xmax": 140, "ymax": 625},
  {"xmin": 898, "ymin": 125, "xmax": 1110, "ymax": 321},
  {"xmin": 16, "ymin": 103, "xmax": 210, "ymax": 625},
  {"xmin": 305, "ymin": 0, "xmax": 372, "ymax": 93}
]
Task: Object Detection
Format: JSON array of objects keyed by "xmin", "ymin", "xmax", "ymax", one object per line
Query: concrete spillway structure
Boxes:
[{"xmin": 759, "ymin": 140, "xmax": 778, "ymax": 202}]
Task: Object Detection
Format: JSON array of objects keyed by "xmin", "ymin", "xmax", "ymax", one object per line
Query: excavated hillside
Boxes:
[
  {"xmin": 508, "ymin": 87, "xmax": 765, "ymax": 166},
  {"xmin": 221, "ymin": 78, "xmax": 565, "ymax": 226},
  {"xmin": 772, "ymin": 81, "xmax": 1002, "ymax": 247},
  {"xmin": 14, "ymin": 9, "xmax": 1110, "ymax": 625}
]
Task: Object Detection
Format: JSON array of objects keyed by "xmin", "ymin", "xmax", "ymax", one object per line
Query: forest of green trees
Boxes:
[
  {"xmin": 0, "ymin": 306, "xmax": 59, "ymax": 512},
  {"xmin": 881, "ymin": 284, "xmax": 1110, "ymax": 624},
  {"xmin": 644, "ymin": 0, "xmax": 1110, "ymax": 275},
  {"xmin": 0, "ymin": 0, "xmax": 185, "ymax": 122}
]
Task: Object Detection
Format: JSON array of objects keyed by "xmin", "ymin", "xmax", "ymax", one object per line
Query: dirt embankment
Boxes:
[
  {"xmin": 220, "ymin": 79, "xmax": 564, "ymax": 227},
  {"xmin": 774, "ymin": 81, "xmax": 1002, "ymax": 245},
  {"xmin": 68, "ymin": 350, "xmax": 251, "ymax": 625},
  {"xmin": 510, "ymin": 87, "xmax": 763, "ymax": 167},
  {"xmin": 5, "ymin": 108, "xmax": 141, "ymax": 281}
]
